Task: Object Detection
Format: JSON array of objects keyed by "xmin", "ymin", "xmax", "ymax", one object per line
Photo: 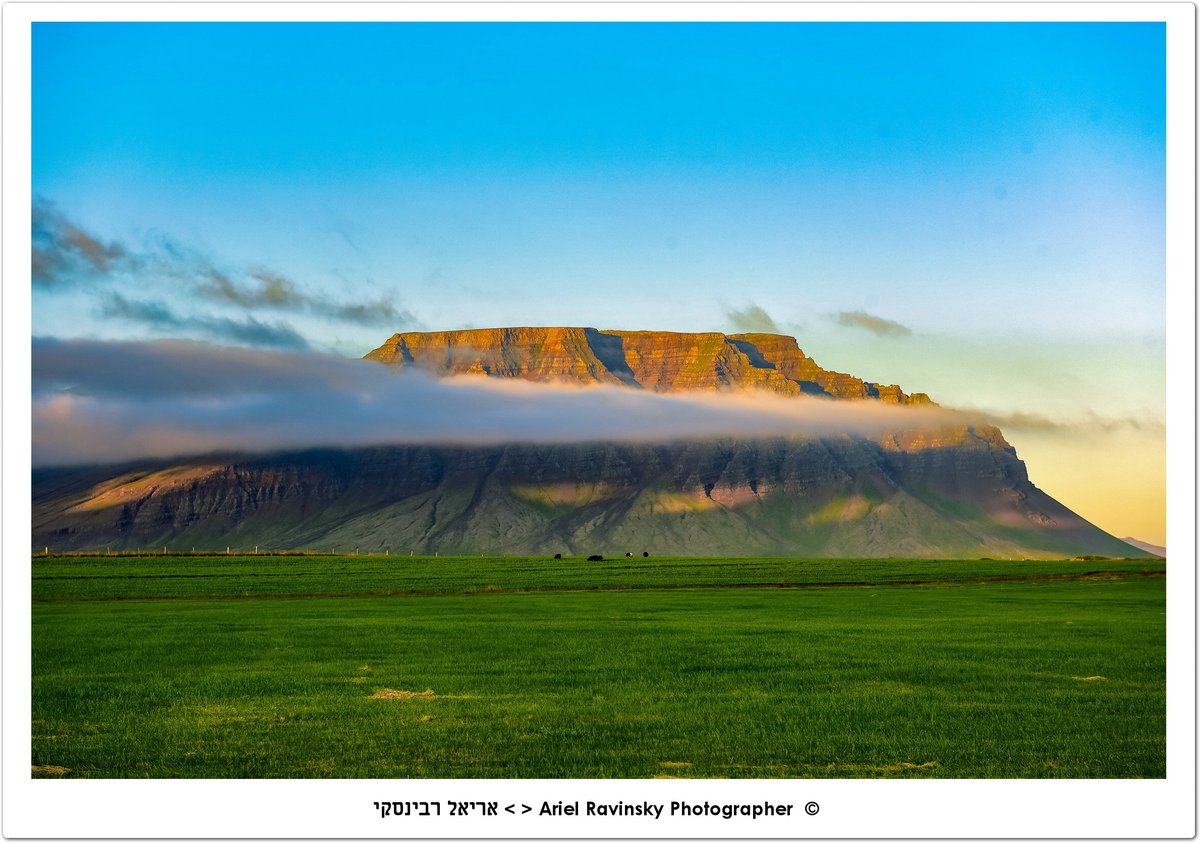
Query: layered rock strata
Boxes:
[{"xmin": 365, "ymin": 327, "xmax": 933, "ymax": 404}]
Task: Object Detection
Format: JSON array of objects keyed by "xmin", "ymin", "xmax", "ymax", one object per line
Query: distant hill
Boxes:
[
  {"xmin": 30, "ymin": 328, "xmax": 1152, "ymax": 559},
  {"xmin": 1121, "ymin": 537, "xmax": 1166, "ymax": 558}
]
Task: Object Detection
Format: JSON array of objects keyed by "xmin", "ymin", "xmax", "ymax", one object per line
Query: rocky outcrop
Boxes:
[{"xmin": 364, "ymin": 327, "xmax": 933, "ymax": 404}]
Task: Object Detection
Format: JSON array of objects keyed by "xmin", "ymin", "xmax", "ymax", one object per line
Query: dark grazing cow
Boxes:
[
  {"xmin": 587, "ymin": 554, "xmax": 603, "ymax": 561},
  {"xmin": 643, "ymin": 551, "xmax": 650, "ymax": 557},
  {"xmin": 553, "ymin": 553, "xmax": 562, "ymax": 559}
]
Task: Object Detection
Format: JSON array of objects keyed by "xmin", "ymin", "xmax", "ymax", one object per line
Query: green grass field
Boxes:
[{"xmin": 31, "ymin": 555, "xmax": 1165, "ymax": 778}]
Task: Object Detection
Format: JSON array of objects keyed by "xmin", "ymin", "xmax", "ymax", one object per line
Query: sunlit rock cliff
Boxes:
[{"xmin": 364, "ymin": 327, "xmax": 934, "ymax": 403}]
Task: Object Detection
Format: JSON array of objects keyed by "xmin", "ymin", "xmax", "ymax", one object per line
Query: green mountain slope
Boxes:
[{"xmin": 33, "ymin": 437, "xmax": 1147, "ymax": 558}]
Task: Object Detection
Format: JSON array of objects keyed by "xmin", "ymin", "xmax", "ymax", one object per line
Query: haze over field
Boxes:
[{"xmin": 31, "ymin": 22, "xmax": 1166, "ymax": 543}]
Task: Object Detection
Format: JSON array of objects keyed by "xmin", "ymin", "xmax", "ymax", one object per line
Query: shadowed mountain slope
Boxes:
[{"xmin": 33, "ymin": 435, "xmax": 1145, "ymax": 558}]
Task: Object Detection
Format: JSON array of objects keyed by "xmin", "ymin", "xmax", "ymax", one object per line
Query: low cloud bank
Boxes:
[
  {"xmin": 970, "ymin": 409, "xmax": 1165, "ymax": 435},
  {"xmin": 33, "ymin": 338, "xmax": 970, "ymax": 466}
]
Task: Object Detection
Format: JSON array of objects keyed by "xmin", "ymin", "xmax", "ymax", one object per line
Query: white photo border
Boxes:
[{"xmin": 3, "ymin": 3, "xmax": 1194, "ymax": 838}]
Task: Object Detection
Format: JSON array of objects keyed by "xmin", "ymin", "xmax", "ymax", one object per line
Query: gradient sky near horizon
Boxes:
[{"xmin": 31, "ymin": 22, "xmax": 1166, "ymax": 544}]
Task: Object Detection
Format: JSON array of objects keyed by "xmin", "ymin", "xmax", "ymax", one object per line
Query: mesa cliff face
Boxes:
[
  {"xmin": 364, "ymin": 327, "xmax": 933, "ymax": 404},
  {"xmin": 30, "ymin": 327, "xmax": 1146, "ymax": 558}
]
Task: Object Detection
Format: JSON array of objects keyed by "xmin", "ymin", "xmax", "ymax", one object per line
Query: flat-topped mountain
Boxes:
[
  {"xmin": 365, "ymin": 327, "xmax": 933, "ymax": 404},
  {"xmin": 30, "ymin": 327, "xmax": 1150, "ymax": 559}
]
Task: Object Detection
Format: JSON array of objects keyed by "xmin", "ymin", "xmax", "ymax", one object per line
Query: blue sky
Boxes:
[
  {"xmin": 33, "ymin": 23, "xmax": 1165, "ymax": 344},
  {"xmin": 31, "ymin": 22, "xmax": 1166, "ymax": 541}
]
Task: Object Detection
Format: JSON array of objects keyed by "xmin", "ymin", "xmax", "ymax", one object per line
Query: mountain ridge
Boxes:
[{"xmin": 365, "ymin": 327, "xmax": 934, "ymax": 404}]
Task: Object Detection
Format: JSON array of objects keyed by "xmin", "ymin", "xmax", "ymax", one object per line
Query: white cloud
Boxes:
[{"xmin": 32, "ymin": 338, "xmax": 971, "ymax": 466}]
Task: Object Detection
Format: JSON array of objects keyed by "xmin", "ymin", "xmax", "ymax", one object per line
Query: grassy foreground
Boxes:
[
  {"xmin": 32, "ymin": 553, "xmax": 1164, "ymax": 600},
  {"xmin": 32, "ymin": 555, "xmax": 1165, "ymax": 778}
]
